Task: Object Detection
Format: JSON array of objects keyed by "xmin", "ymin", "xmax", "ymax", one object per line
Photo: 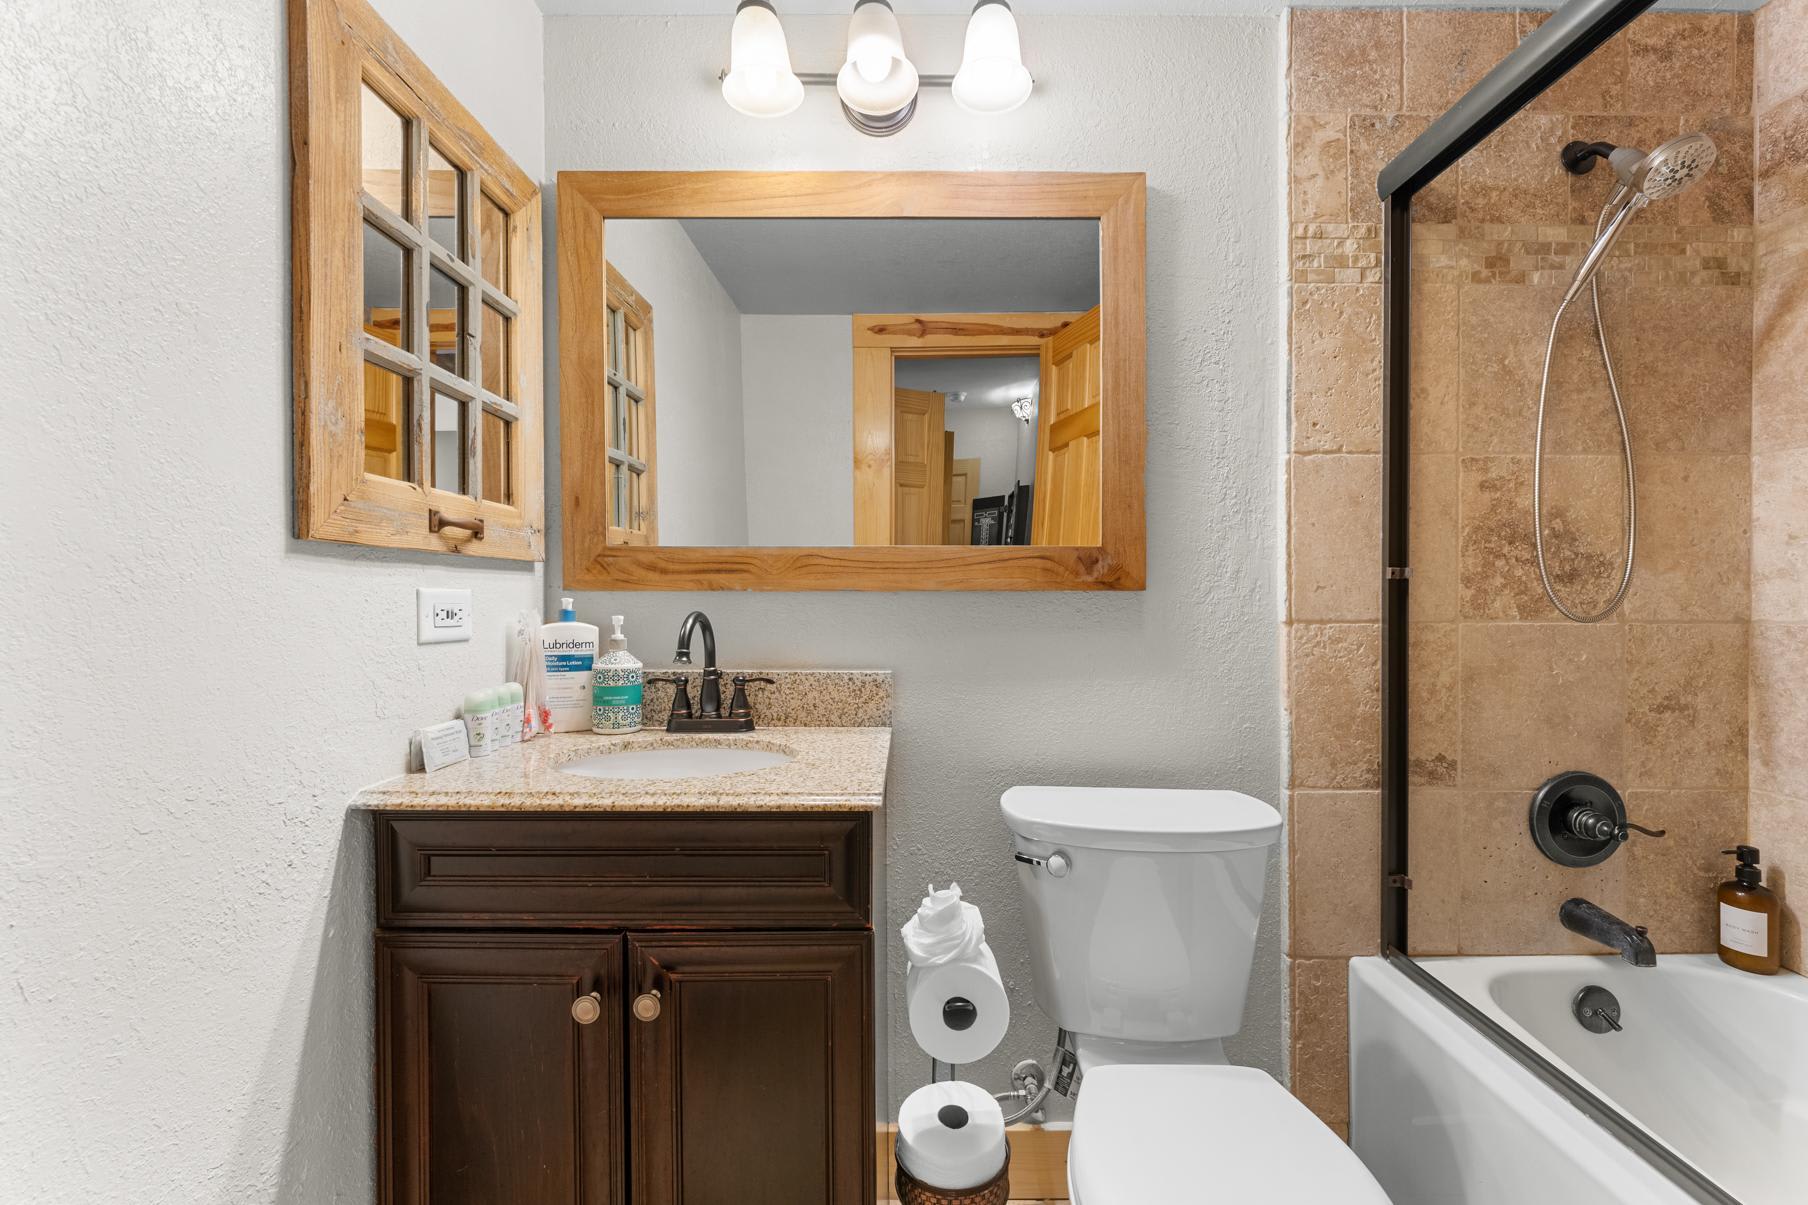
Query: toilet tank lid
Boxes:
[{"xmin": 1001, "ymin": 786, "xmax": 1281, "ymax": 853}]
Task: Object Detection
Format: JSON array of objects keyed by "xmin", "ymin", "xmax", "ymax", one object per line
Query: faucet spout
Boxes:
[
  {"xmin": 1559, "ymin": 898, "xmax": 1656, "ymax": 966},
  {"xmin": 673, "ymin": 611, "xmax": 721, "ymax": 716}
]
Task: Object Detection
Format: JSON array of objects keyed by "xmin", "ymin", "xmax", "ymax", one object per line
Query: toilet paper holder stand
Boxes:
[{"xmin": 927, "ymin": 1028, "xmax": 1079, "ymax": 1125}]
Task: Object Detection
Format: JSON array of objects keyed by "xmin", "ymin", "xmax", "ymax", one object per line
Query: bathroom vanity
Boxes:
[{"xmin": 358, "ymin": 718, "xmax": 889, "ymax": 1205}]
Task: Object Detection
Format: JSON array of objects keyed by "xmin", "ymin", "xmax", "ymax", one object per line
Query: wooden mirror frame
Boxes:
[{"xmin": 557, "ymin": 171, "xmax": 1145, "ymax": 591}]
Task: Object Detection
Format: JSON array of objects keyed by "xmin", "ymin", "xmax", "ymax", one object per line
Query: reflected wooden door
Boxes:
[
  {"xmin": 947, "ymin": 455, "xmax": 979, "ymax": 545},
  {"xmin": 892, "ymin": 387, "xmax": 946, "ymax": 545},
  {"xmin": 1032, "ymin": 305, "xmax": 1103, "ymax": 545}
]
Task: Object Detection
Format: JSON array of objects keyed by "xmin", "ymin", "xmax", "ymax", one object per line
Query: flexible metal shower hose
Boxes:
[{"xmin": 1532, "ymin": 194, "xmax": 1637, "ymax": 623}]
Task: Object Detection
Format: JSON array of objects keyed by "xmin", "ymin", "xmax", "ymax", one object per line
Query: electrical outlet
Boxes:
[{"xmin": 417, "ymin": 588, "xmax": 473, "ymax": 644}]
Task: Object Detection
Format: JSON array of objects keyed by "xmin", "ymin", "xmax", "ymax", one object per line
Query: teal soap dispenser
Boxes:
[{"xmin": 591, "ymin": 615, "xmax": 644, "ymax": 735}]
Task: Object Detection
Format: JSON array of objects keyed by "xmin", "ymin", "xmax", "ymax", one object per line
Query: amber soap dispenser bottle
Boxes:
[{"xmin": 1717, "ymin": 845, "xmax": 1781, "ymax": 975}]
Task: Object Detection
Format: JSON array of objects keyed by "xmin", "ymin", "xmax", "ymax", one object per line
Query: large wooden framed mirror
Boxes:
[{"xmin": 557, "ymin": 172, "xmax": 1144, "ymax": 590}]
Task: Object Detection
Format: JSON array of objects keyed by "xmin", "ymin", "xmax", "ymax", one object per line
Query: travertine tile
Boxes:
[
  {"xmin": 1349, "ymin": 113, "xmax": 1457, "ymax": 223},
  {"xmin": 1458, "ymin": 284, "xmax": 1627, "ymax": 456},
  {"xmin": 1752, "ymin": 448, "xmax": 1808, "ymax": 621},
  {"xmin": 1460, "ymin": 790, "xmax": 1628, "ymax": 954},
  {"xmin": 1290, "ymin": 9, "xmax": 1402, "ymax": 112},
  {"xmin": 1751, "ymin": 623, "xmax": 1808, "ymax": 799},
  {"xmin": 1292, "ymin": 284, "xmax": 1381, "ymax": 453},
  {"xmin": 1621, "ymin": 454, "xmax": 1751, "ymax": 623},
  {"xmin": 1564, "ymin": 115, "xmax": 1680, "ymax": 226},
  {"xmin": 1408, "ymin": 454, "xmax": 1459, "ymax": 623},
  {"xmin": 1460, "ymin": 112, "xmax": 1571, "ymax": 224},
  {"xmin": 1675, "ymin": 113, "xmax": 1754, "ymax": 227},
  {"xmin": 1411, "ymin": 281, "xmax": 1460, "ymax": 454},
  {"xmin": 1409, "ymin": 622, "xmax": 1459, "ymax": 787},
  {"xmin": 1757, "ymin": 90, "xmax": 1808, "ymax": 224},
  {"xmin": 1626, "ymin": 624, "xmax": 1749, "ymax": 790},
  {"xmin": 1403, "ymin": 11, "xmax": 1517, "ymax": 114},
  {"xmin": 1290, "ymin": 791, "xmax": 1381, "ymax": 958},
  {"xmin": 1735, "ymin": 11, "xmax": 1755, "ymax": 118},
  {"xmin": 1755, "ymin": 0, "xmax": 1808, "ymax": 118},
  {"xmin": 1290, "ymin": 454, "xmax": 1381, "ymax": 622},
  {"xmin": 1620, "ymin": 286, "xmax": 1753, "ymax": 456},
  {"xmin": 1407, "ymin": 788, "xmax": 1463, "ymax": 955},
  {"xmin": 1519, "ymin": 10, "xmax": 1628, "ymax": 116},
  {"xmin": 1753, "ymin": 214, "xmax": 1808, "ymax": 452},
  {"xmin": 1292, "ymin": 113, "xmax": 1350, "ymax": 226},
  {"xmin": 1459, "ymin": 455, "xmax": 1626, "ymax": 622},
  {"xmin": 1459, "ymin": 622, "xmax": 1626, "ymax": 789},
  {"xmin": 1290, "ymin": 957, "xmax": 1351, "ymax": 1128},
  {"xmin": 1625, "ymin": 13, "xmax": 1741, "ymax": 116},
  {"xmin": 1626, "ymin": 789, "xmax": 1749, "ymax": 953},
  {"xmin": 1290, "ymin": 623, "xmax": 1381, "ymax": 790},
  {"xmin": 1749, "ymin": 789, "xmax": 1807, "ymax": 972}
]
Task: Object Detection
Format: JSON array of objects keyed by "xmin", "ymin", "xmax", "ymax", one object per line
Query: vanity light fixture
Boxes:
[
  {"xmin": 720, "ymin": 0, "xmax": 1033, "ymax": 135},
  {"xmin": 1011, "ymin": 396, "xmax": 1035, "ymax": 422},
  {"xmin": 953, "ymin": 0, "xmax": 1033, "ymax": 115},
  {"xmin": 837, "ymin": 0, "xmax": 919, "ymax": 136},
  {"xmin": 722, "ymin": 0, "xmax": 805, "ymax": 119}
]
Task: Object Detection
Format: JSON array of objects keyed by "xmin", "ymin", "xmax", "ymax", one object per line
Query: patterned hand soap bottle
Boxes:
[{"xmin": 591, "ymin": 615, "xmax": 643, "ymax": 735}]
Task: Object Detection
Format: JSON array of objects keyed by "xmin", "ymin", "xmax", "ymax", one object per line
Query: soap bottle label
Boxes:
[
  {"xmin": 592, "ymin": 667, "xmax": 643, "ymax": 734},
  {"xmin": 1720, "ymin": 902, "xmax": 1769, "ymax": 957}
]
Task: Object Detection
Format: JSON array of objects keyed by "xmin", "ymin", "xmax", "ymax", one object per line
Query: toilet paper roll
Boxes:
[
  {"xmin": 895, "ymin": 1080, "xmax": 1007, "ymax": 1191},
  {"xmin": 906, "ymin": 942, "xmax": 1010, "ymax": 1065}
]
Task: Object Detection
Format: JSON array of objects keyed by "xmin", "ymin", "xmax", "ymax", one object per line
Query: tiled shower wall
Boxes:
[
  {"xmin": 1750, "ymin": 0, "xmax": 1808, "ymax": 973},
  {"xmin": 1284, "ymin": 6, "xmax": 1769, "ymax": 1133}
]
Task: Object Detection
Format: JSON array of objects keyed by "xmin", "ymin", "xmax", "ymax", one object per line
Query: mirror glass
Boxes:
[{"xmin": 598, "ymin": 217, "xmax": 1101, "ymax": 547}]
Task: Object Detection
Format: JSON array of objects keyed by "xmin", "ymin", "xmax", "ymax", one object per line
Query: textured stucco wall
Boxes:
[
  {"xmin": 544, "ymin": 13, "xmax": 1291, "ymax": 1118},
  {"xmin": 0, "ymin": 1, "xmax": 544, "ymax": 1199}
]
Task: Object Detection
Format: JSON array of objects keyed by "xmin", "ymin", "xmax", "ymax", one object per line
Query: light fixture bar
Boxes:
[{"xmin": 722, "ymin": 69, "xmax": 962, "ymax": 87}]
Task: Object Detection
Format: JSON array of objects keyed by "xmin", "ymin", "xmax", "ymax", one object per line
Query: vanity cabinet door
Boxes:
[
  {"xmin": 379, "ymin": 934, "xmax": 624, "ymax": 1205},
  {"xmin": 628, "ymin": 932, "xmax": 873, "ymax": 1205}
]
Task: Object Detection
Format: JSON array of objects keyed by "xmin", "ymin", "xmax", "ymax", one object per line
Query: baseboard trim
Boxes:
[{"xmin": 877, "ymin": 1123, "xmax": 1070, "ymax": 1201}]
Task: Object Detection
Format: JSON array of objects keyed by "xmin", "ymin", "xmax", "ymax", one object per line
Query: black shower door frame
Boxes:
[{"xmin": 1373, "ymin": 0, "xmax": 1741, "ymax": 1200}]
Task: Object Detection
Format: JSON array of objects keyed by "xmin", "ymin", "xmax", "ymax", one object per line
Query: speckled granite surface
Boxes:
[
  {"xmin": 640, "ymin": 669, "xmax": 891, "ymax": 729},
  {"xmin": 354, "ymin": 727, "xmax": 890, "ymax": 812}
]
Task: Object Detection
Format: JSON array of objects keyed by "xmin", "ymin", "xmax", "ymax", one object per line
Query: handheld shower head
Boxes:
[{"xmin": 1559, "ymin": 131, "xmax": 1718, "ymax": 303}]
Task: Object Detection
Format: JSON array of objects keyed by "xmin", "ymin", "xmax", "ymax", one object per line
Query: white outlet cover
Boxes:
[{"xmin": 416, "ymin": 587, "xmax": 473, "ymax": 644}]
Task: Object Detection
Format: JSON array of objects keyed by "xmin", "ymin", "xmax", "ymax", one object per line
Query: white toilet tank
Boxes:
[{"xmin": 1001, "ymin": 786, "xmax": 1281, "ymax": 1047}]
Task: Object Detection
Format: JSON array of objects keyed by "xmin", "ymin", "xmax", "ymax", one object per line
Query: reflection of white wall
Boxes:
[
  {"xmin": 603, "ymin": 220, "xmax": 749, "ymax": 545},
  {"xmin": 738, "ymin": 315, "xmax": 855, "ymax": 546},
  {"xmin": 945, "ymin": 406, "xmax": 1031, "ymax": 500}
]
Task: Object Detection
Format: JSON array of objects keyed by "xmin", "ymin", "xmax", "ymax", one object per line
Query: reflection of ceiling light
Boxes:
[
  {"xmin": 837, "ymin": 1, "xmax": 918, "ymax": 136},
  {"xmin": 1011, "ymin": 396, "xmax": 1034, "ymax": 422},
  {"xmin": 722, "ymin": 0, "xmax": 804, "ymax": 119},
  {"xmin": 954, "ymin": 0, "xmax": 1033, "ymax": 115}
]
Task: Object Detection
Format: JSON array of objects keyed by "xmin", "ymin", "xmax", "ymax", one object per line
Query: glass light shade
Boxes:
[
  {"xmin": 836, "ymin": 0, "xmax": 918, "ymax": 118},
  {"xmin": 722, "ymin": 0, "xmax": 804, "ymax": 119},
  {"xmin": 953, "ymin": 0, "xmax": 1033, "ymax": 115}
]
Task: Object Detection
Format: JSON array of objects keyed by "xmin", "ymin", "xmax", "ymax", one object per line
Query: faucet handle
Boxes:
[
  {"xmin": 727, "ymin": 675, "xmax": 775, "ymax": 721},
  {"xmin": 646, "ymin": 674, "xmax": 692, "ymax": 719}
]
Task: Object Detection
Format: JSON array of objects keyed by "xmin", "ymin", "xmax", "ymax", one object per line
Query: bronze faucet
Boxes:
[{"xmin": 644, "ymin": 612, "xmax": 773, "ymax": 733}]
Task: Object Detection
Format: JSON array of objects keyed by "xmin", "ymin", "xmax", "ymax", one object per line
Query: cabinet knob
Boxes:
[
  {"xmin": 632, "ymin": 989, "xmax": 663, "ymax": 1022},
  {"xmin": 571, "ymin": 991, "xmax": 603, "ymax": 1025}
]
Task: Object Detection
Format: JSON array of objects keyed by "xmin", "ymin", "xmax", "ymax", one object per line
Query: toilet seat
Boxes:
[{"xmin": 1067, "ymin": 1064, "xmax": 1392, "ymax": 1204}]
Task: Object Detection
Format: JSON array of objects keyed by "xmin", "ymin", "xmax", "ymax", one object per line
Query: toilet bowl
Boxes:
[{"xmin": 1001, "ymin": 785, "xmax": 1392, "ymax": 1204}]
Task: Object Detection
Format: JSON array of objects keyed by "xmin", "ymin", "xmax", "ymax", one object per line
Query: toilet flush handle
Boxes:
[{"xmin": 1013, "ymin": 850, "xmax": 1072, "ymax": 877}]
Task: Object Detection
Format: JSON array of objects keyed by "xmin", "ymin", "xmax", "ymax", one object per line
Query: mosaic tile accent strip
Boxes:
[{"xmin": 1293, "ymin": 221, "xmax": 1754, "ymax": 286}]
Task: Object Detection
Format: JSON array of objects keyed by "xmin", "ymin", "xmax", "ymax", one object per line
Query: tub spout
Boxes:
[{"xmin": 1559, "ymin": 898, "xmax": 1656, "ymax": 967}]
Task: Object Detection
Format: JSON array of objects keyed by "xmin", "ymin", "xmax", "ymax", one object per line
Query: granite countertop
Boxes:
[{"xmin": 353, "ymin": 727, "xmax": 891, "ymax": 813}]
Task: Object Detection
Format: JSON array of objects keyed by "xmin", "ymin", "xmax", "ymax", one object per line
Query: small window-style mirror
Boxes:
[{"xmin": 557, "ymin": 172, "xmax": 1145, "ymax": 591}]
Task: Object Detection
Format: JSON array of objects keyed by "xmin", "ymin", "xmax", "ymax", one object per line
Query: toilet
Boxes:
[{"xmin": 1002, "ymin": 785, "xmax": 1391, "ymax": 1203}]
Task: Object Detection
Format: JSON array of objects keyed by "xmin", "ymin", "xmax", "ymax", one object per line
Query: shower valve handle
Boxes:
[{"xmin": 1567, "ymin": 807, "xmax": 1665, "ymax": 844}]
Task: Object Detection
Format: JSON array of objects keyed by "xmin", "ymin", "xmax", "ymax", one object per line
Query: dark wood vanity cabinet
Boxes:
[{"xmin": 375, "ymin": 812, "xmax": 875, "ymax": 1205}]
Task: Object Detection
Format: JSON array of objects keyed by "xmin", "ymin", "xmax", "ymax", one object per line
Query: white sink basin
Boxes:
[{"xmin": 560, "ymin": 746, "xmax": 793, "ymax": 780}]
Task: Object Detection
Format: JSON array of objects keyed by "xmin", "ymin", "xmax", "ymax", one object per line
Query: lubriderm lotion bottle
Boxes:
[{"xmin": 541, "ymin": 598, "xmax": 599, "ymax": 733}]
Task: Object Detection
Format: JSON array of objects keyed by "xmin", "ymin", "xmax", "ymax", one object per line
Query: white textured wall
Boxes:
[
  {"xmin": 0, "ymin": 1, "xmax": 544, "ymax": 1199},
  {"xmin": 605, "ymin": 219, "xmax": 751, "ymax": 546},
  {"xmin": 739, "ymin": 314, "xmax": 858, "ymax": 546},
  {"xmin": 946, "ymin": 405, "xmax": 1031, "ymax": 501},
  {"xmin": 544, "ymin": 12, "xmax": 1290, "ymax": 1117}
]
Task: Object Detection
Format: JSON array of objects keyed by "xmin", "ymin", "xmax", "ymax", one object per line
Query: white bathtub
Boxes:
[{"xmin": 1350, "ymin": 954, "xmax": 1808, "ymax": 1205}]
